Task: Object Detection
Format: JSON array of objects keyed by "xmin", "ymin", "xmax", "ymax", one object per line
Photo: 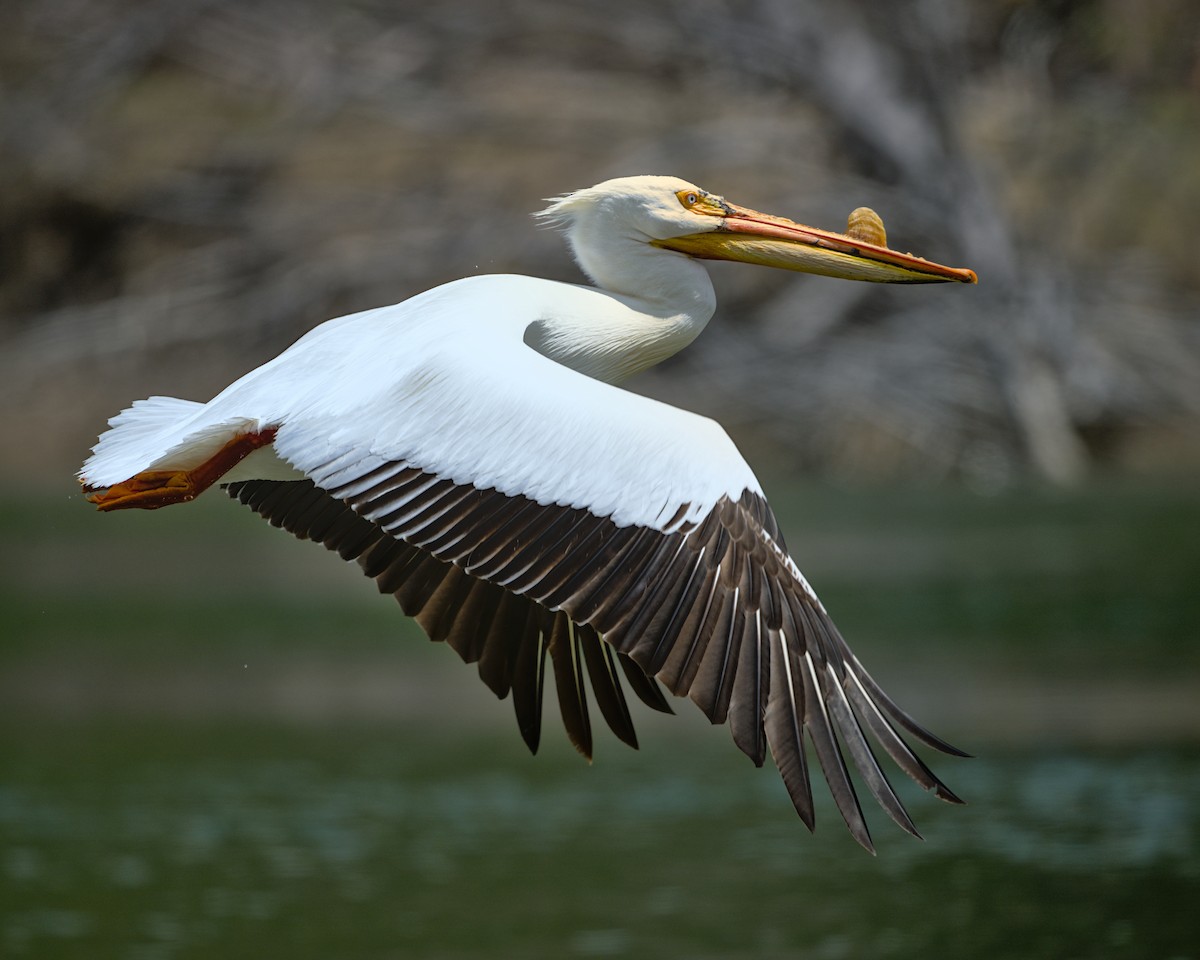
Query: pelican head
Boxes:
[{"xmin": 539, "ymin": 175, "xmax": 977, "ymax": 287}]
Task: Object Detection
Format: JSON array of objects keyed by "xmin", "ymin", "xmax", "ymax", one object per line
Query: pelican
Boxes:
[{"xmin": 80, "ymin": 176, "xmax": 977, "ymax": 851}]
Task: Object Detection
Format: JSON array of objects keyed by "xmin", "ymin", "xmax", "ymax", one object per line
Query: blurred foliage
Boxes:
[{"xmin": 1, "ymin": 0, "xmax": 1198, "ymax": 484}]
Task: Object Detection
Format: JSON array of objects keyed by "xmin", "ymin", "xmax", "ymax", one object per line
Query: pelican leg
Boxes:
[{"xmin": 86, "ymin": 428, "xmax": 277, "ymax": 511}]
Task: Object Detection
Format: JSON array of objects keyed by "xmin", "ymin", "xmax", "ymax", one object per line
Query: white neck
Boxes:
[{"xmin": 524, "ymin": 233, "xmax": 718, "ymax": 384}]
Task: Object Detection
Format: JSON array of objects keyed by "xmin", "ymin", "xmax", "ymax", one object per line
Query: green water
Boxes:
[
  {"xmin": 3, "ymin": 725, "xmax": 1198, "ymax": 959},
  {"xmin": 2, "ymin": 480, "xmax": 1199, "ymax": 957}
]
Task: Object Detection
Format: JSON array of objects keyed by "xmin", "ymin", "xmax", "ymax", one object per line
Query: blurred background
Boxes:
[{"xmin": 2, "ymin": 1, "xmax": 1198, "ymax": 958}]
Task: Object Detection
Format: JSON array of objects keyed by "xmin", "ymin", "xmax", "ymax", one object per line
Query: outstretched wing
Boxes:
[{"xmin": 223, "ymin": 338, "xmax": 965, "ymax": 851}]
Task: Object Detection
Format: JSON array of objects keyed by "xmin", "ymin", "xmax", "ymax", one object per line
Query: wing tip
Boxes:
[{"xmin": 934, "ymin": 783, "xmax": 967, "ymax": 805}]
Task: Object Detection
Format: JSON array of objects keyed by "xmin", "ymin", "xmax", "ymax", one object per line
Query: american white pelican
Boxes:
[{"xmin": 81, "ymin": 176, "xmax": 977, "ymax": 851}]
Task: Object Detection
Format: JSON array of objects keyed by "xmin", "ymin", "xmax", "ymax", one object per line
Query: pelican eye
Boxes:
[{"xmin": 677, "ymin": 189, "xmax": 702, "ymax": 210}]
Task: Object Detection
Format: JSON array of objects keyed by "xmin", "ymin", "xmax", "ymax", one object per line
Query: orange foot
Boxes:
[
  {"xmin": 87, "ymin": 470, "xmax": 199, "ymax": 511},
  {"xmin": 85, "ymin": 427, "xmax": 278, "ymax": 512}
]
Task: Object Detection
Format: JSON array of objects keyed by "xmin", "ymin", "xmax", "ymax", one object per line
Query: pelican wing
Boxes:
[{"xmin": 229, "ymin": 342, "xmax": 964, "ymax": 851}]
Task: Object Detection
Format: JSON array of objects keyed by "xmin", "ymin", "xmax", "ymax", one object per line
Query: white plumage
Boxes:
[{"xmin": 81, "ymin": 175, "xmax": 976, "ymax": 851}]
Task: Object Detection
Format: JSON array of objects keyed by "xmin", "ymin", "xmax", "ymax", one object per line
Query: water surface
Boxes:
[
  {"xmin": 3, "ymin": 480, "xmax": 1198, "ymax": 958},
  {"xmin": 3, "ymin": 721, "xmax": 1198, "ymax": 959}
]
